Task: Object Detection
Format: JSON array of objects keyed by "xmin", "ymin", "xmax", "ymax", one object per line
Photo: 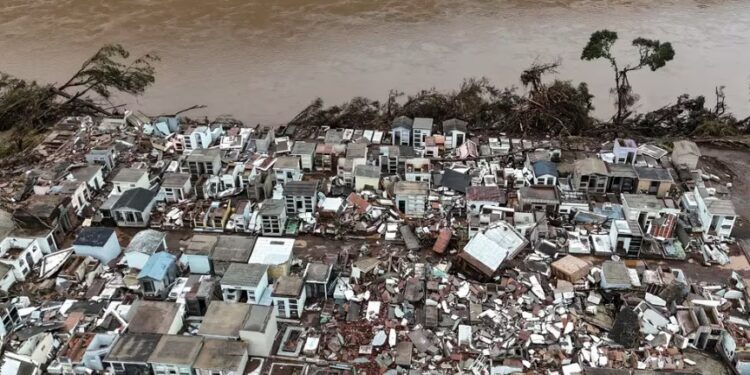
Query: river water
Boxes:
[{"xmin": 1, "ymin": 0, "xmax": 749, "ymax": 123}]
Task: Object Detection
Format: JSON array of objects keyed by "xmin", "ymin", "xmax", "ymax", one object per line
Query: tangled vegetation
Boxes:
[
  {"xmin": 0, "ymin": 31, "xmax": 748, "ymax": 159},
  {"xmin": 0, "ymin": 44, "xmax": 158, "ymax": 153},
  {"xmin": 289, "ymin": 70, "xmax": 596, "ymax": 138},
  {"xmin": 290, "ymin": 30, "xmax": 747, "ymax": 139}
]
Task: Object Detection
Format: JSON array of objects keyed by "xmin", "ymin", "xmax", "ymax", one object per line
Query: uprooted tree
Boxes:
[
  {"xmin": 1, "ymin": 38, "xmax": 745, "ymax": 159},
  {"xmin": 288, "ymin": 66, "xmax": 595, "ymax": 137},
  {"xmin": 507, "ymin": 62, "xmax": 594, "ymax": 136},
  {"xmin": 581, "ymin": 29, "xmax": 675, "ymax": 125},
  {"xmin": 628, "ymin": 86, "xmax": 750, "ymax": 138},
  {"xmin": 0, "ymin": 44, "xmax": 158, "ymax": 151}
]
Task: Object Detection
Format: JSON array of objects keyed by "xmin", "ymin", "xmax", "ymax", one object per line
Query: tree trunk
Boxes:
[
  {"xmin": 49, "ymin": 87, "xmax": 113, "ymax": 116},
  {"xmin": 614, "ymin": 70, "xmax": 624, "ymax": 125}
]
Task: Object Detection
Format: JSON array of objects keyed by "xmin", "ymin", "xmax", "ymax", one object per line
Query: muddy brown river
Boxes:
[{"xmin": 1, "ymin": 0, "xmax": 748, "ymax": 123}]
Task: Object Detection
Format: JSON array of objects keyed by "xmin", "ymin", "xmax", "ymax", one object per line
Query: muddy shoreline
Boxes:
[{"xmin": 2, "ymin": 0, "xmax": 749, "ymax": 123}]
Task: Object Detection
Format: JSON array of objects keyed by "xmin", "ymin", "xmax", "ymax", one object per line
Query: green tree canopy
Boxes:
[
  {"xmin": 0, "ymin": 44, "xmax": 158, "ymax": 152},
  {"xmin": 58, "ymin": 44, "xmax": 159, "ymax": 102},
  {"xmin": 581, "ymin": 29, "xmax": 675, "ymax": 124}
]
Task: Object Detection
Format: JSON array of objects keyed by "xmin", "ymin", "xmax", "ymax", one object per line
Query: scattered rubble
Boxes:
[{"xmin": 0, "ymin": 114, "xmax": 746, "ymax": 375}]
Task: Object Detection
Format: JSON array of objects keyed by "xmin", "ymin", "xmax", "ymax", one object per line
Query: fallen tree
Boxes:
[
  {"xmin": 288, "ymin": 69, "xmax": 596, "ymax": 138},
  {"xmin": 0, "ymin": 44, "xmax": 158, "ymax": 153},
  {"xmin": 2, "ymin": 36, "xmax": 748, "ymax": 160},
  {"xmin": 288, "ymin": 32, "xmax": 745, "ymax": 141},
  {"xmin": 288, "ymin": 29, "xmax": 745, "ymax": 140},
  {"xmin": 616, "ymin": 87, "xmax": 750, "ymax": 138},
  {"xmin": 500, "ymin": 62, "xmax": 594, "ymax": 136}
]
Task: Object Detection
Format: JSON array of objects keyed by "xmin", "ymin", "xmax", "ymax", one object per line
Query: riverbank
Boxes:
[{"xmin": 2, "ymin": 0, "xmax": 749, "ymax": 123}]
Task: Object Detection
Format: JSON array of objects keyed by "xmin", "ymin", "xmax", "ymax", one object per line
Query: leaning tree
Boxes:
[
  {"xmin": 0, "ymin": 44, "xmax": 158, "ymax": 151},
  {"xmin": 581, "ymin": 29, "xmax": 675, "ymax": 125}
]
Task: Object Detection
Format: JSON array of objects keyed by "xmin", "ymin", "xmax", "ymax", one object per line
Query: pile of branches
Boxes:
[
  {"xmin": 501, "ymin": 62, "xmax": 595, "ymax": 136},
  {"xmin": 0, "ymin": 44, "xmax": 158, "ymax": 153},
  {"xmin": 626, "ymin": 87, "xmax": 750, "ymax": 138},
  {"xmin": 395, "ymin": 78, "xmax": 517, "ymax": 129},
  {"xmin": 288, "ymin": 66, "xmax": 596, "ymax": 137},
  {"xmin": 287, "ymin": 96, "xmax": 385, "ymax": 130},
  {"xmin": 0, "ymin": 75, "xmax": 63, "ymax": 133}
]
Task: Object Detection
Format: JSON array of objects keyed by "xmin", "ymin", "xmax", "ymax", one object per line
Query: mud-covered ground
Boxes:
[{"xmin": 700, "ymin": 145, "xmax": 750, "ymax": 239}]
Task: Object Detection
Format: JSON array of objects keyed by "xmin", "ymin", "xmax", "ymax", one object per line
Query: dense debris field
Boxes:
[{"xmin": 0, "ymin": 113, "xmax": 749, "ymax": 375}]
